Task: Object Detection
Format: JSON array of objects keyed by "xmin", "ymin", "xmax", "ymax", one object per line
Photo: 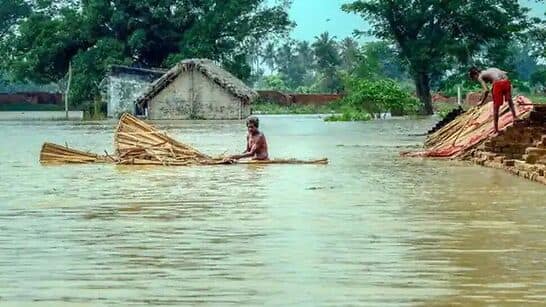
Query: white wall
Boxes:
[
  {"xmin": 149, "ymin": 70, "xmax": 250, "ymax": 120},
  {"xmin": 106, "ymin": 76, "xmax": 152, "ymax": 118}
]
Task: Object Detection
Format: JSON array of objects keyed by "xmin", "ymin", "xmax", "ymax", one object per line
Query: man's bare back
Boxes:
[{"xmin": 478, "ymin": 68, "xmax": 508, "ymax": 85}]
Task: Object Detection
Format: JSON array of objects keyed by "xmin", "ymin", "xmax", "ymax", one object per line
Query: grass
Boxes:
[
  {"xmin": 324, "ymin": 111, "xmax": 372, "ymax": 122},
  {"xmin": 251, "ymin": 100, "xmax": 376, "ymax": 122},
  {"xmin": 433, "ymin": 101, "xmax": 463, "ymax": 119},
  {"xmin": 0, "ymin": 103, "xmax": 65, "ymax": 111},
  {"xmin": 83, "ymin": 111, "xmax": 106, "ymax": 120}
]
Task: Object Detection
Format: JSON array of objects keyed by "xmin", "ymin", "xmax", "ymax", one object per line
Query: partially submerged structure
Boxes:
[
  {"xmin": 405, "ymin": 96, "xmax": 546, "ymax": 185},
  {"xmin": 136, "ymin": 59, "xmax": 258, "ymax": 120},
  {"xmin": 100, "ymin": 65, "xmax": 165, "ymax": 118}
]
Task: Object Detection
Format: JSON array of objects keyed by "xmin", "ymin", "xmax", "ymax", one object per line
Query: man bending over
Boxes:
[{"xmin": 469, "ymin": 67, "xmax": 517, "ymax": 133}]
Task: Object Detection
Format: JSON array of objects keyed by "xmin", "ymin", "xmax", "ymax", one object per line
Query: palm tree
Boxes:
[
  {"xmin": 339, "ymin": 37, "xmax": 359, "ymax": 72},
  {"xmin": 276, "ymin": 41, "xmax": 295, "ymax": 77},
  {"xmin": 312, "ymin": 32, "xmax": 341, "ymax": 72},
  {"xmin": 312, "ymin": 32, "xmax": 341, "ymax": 92},
  {"xmin": 262, "ymin": 42, "xmax": 277, "ymax": 72},
  {"xmin": 296, "ymin": 41, "xmax": 314, "ymax": 68}
]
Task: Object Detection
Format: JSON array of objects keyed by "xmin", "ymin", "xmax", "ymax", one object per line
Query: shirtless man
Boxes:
[
  {"xmin": 469, "ymin": 67, "xmax": 517, "ymax": 133},
  {"xmin": 227, "ymin": 116, "xmax": 269, "ymax": 161}
]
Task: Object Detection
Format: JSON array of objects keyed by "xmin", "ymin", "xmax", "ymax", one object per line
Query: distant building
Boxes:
[
  {"xmin": 135, "ymin": 59, "xmax": 257, "ymax": 120},
  {"xmin": 100, "ymin": 65, "xmax": 165, "ymax": 118}
]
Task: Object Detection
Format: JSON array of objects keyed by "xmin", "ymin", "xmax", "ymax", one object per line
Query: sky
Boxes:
[
  {"xmin": 287, "ymin": 0, "xmax": 368, "ymax": 42},
  {"xmin": 285, "ymin": 0, "xmax": 545, "ymax": 42}
]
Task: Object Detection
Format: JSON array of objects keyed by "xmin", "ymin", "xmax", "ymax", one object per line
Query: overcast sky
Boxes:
[{"xmin": 285, "ymin": 0, "xmax": 545, "ymax": 42}]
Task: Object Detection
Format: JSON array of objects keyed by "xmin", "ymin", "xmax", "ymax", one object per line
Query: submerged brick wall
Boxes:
[{"xmin": 468, "ymin": 105, "xmax": 546, "ymax": 185}]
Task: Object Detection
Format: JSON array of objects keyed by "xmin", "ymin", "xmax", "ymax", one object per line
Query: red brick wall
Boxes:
[
  {"xmin": 466, "ymin": 92, "xmax": 492, "ymax": 106},
  {"xmin": 0, "ymin": 92, "xmax": 64, "ymax": 105},
  {"xmin": 290, "ymin": 94, "xmax": 343, "ymax": 105},
  {"xmin": 257, "ymin": 90, "xmax": 342, "ymax": 106},
  {"xmin": 257, "ymin": 90, "xmax": 291, "ymax": 105},
  {"xmin": 432, "ymin": 93, "xmax": 458, "ymax": 104}
]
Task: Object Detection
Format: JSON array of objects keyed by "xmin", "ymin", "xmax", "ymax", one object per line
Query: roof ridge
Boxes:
[{"xmin": 135, "ymin": 59, "xmax": 257, "ymax": 107}]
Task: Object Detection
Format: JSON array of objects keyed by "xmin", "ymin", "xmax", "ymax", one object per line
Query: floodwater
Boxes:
[{"xmin": 1, "ymin": 115, "xmax": 545, "ymax": 306}]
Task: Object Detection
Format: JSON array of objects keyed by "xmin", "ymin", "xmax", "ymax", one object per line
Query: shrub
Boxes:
[{"xmin": 338, "ymin": 78, "xmax": 420, "ymax": 118}]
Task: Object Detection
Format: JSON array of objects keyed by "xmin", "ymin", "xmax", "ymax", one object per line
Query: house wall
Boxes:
[
  {"xmin": 148, "ymin": 70, "xmax": 250, "ymax": 120},
  {"xmin": 105, "ymin": 76, "xmax": 152, "ymax": 118}
]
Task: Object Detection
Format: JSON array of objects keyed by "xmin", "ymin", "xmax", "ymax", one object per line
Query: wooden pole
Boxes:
[
  {"xmin": 457, "ymin": 85, "xmax": 462, "ymax": 106},
  {"xmin": 65, "ymin": 61, "xmax": 72, "ymax": 120}
]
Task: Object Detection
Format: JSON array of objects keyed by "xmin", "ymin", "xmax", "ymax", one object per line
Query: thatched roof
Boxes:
[
  {"xmin": 109, "ymin": 65, "xmax": 167, "ymax": 79},
  {"xmin": 136, "ymin": 59, "xmax": 258, "ymax": 106}
]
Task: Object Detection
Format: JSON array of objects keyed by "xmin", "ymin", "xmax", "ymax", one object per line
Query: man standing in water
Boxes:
[
  {"xmin": 469, "ymin": 67, "xmax": 517, "ymax": 134},
  {"xmin": 226, "ymin": 116, "xmax": 269, "ymax": 162}
]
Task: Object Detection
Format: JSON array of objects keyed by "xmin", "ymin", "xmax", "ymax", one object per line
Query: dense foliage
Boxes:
[
  {"xmin": 326, "ymin": 78, "xmax": 419, "ymax": 121},
  {"xmin": 0, "ymin": 0, "xmax": 292, "ymax": 111},
  {"xmin": 342, "ymin": 0, "xmax": 533, "ymax": 114},
  {"xmin": 1, "ymin": 0, "xmax": 545, "ymax": 119}
]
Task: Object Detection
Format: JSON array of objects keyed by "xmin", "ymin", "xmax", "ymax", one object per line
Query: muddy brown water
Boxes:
[{"xmin": 1, "ymin": 115, "xmax": 545, "ymax": 306}]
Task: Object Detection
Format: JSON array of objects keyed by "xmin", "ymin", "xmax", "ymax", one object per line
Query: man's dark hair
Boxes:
[
  {"xmin": 246, "ymin": 116, "xmax": 259, "ymax": 128},
  {"xmin": 468, "ymin": 67, "xmax": 480, "ymax": 78}
]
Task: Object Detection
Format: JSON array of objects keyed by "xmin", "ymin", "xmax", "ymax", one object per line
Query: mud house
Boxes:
[
  {"xmin": 136, "ymin": 59, "xmax": 257, "ymax": 120},
  {"xmin": 100, "ymin": 65, "xmax": 165, "ymax": 118}
]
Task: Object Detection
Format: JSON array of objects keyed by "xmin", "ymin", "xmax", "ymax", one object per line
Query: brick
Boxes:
[
  {"xmin": 493, "ymin": 156, "xmax": 505, "ymax": 164},
  {"xmin": 523, "ymin": 154, "xmax": 540, "ymax": 164},
  {"xmin": 525, "ymin": 147, "xmax": 546, "ymax": 156},
  {"xmin": 483, "ymin": 140, "xmax": 495, "ymax": 147},
  {"xmin": 530, "ymin": 111, "xmax": 546, "ymax": 122},
  {"xmin": 516, "ymin": 162, "xmax": 538, "ymax": 173}
]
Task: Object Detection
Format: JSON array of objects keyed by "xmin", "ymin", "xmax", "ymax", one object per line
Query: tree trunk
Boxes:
[{"xmin": 414, "ymin": 72, "xmax": 433, "ymax": 115}]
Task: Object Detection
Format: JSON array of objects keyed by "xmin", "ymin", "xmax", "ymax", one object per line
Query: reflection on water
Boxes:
[{"xmin": 0, "ymin": 115, "xmax": 545, "ymax": 305}]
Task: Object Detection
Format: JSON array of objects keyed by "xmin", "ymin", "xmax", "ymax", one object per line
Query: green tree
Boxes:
[
  {"xmin": 327, "ymin": 78, "xmax": 419, "ymax": 121},
  {"xmin": 262, "ymin": 42, "xmax": 278, "ymax": 71},
  {"xmin": 354, "ymin": 41, "xmax": 407, "ymax": 81},
  {"xmin": 258, "ymin": 74, "xmax": 290, "ymax": 91},
  {"xmin": 2, "ymin": 0, "xmax": 292, "ymax": 107},
  {"xmin": 531, "ymin": 66, "xmax": 546, "ymax": 93},
  {"xmin": 275, "ymin": 40, "xmax": 308, "ymax": 89},
  {"xmin": 295, "ymin": 41, "xmax": 315, "ymax": 87},
  {"xmin": 339, "ymin": 37, "xmax": 360, "ymax": 72},
  {"xmin": 0, "ymin": 0, "xmax": 30, "ymax": 38},
  {"xmin": 312, "ymin": 32, "xmax": 342, "ymax": 92},
  {"xmin": 529, "ymin": 14, "xmax": 546, "ymax": 60},
  {"xmin": 343, "ymin": 0, "xmax": 531, "ymax": 114}
]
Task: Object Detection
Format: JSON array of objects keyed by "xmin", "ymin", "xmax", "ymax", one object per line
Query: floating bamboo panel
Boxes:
[
  {"xmin": 39, "ymin": 113, "xmax": 328, "ymax": 166},
  {"xmin": 114, "ymin": 113, "xmax": 212, "ymax": 164},
  {"xmin": 40, "ymin": 142, "xmax": 108, "ymax": 164}
]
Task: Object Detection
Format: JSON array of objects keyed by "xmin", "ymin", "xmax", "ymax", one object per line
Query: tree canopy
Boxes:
[
  {"xmin": 0, "ymin": 0, "xmax": 292, "ymax": 106},
  {"xmin": 342, "ymin": 0, "xmax": 533, "ymax": 114}
]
